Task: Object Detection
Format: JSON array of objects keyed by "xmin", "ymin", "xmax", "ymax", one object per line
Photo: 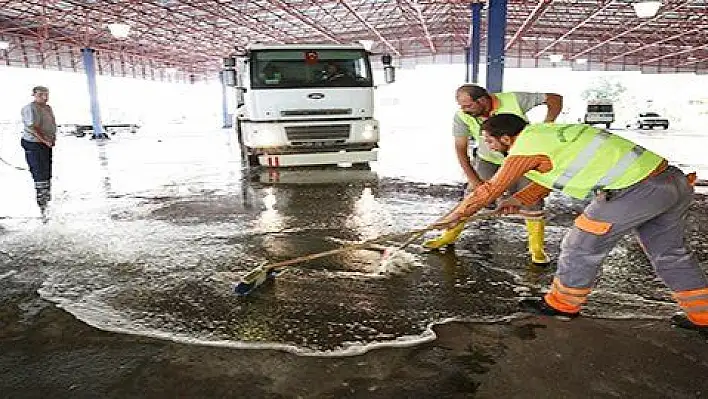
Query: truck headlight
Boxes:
[
  {"xmin": 362, "ymin": 123, "xmax": 377, "ymax": 140},
  {"xmin": 252, "ymin": 127, "xmax": 280, "ymax": 147}
]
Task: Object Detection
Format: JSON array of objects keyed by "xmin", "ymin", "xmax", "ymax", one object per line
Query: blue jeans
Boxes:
[{"xmin": 21, "ymin": 139, "xmax": 52, "ymax": 206}]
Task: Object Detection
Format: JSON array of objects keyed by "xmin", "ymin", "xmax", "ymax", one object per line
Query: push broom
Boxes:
[
  {"xmin": 234, "ymin": 204, "xmax": 505, "ymax": 296},
  {"xmin": 233, "ymin": 226, "xmax": 438, "ymax": 296},
  {"xmin": 233, "ymin": 200, "xmax": 473, "ymax": 296}
]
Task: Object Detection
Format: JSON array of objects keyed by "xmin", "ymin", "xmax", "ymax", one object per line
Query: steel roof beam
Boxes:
[
  {"xmin": 1, "ymin": 0, "xmax": 708, "ymax": 75},
  {"xmin": 0, "ymin": 30, "xmax": 208, "ymax": 73},
  {"xmin": 401, "ymin": 0, "xmax": 435, "ymax": 53},
  {"xmin": 535, "ymin": 0, "xmax": 616, "ymax": 57},
  {"xmin": 338, "ymin": 0, "xmax": 400, "ymax": 56},
  {"xmin": 184, "ymin": 1, "xmax": 291, "ymax": 44},
  {"xmin": 676, "ymin": 56, "xmax": 708, "ymax": 67},
  {"xmin": 506, "ymin": 0, "xmax": 552, "ymax": 51},
  {"xmin": 571, "ymin": 0, "xmax": 692, "ymax": 59},
  {"xmin": 607, "ymin": 27, "xmax": 704, "ymax": 61},
  {"xmin": 641, "ymin": 43, "xmax": 708, "ymax": 64},
  {"xmin": 266, "ymin": 0, "xmax": 341, "ymax": 43}
]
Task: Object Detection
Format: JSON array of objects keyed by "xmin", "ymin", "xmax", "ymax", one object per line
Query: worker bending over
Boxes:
[
  {"xmin": 426, "ymin": 84, "xmax": 563, "ymax": 266},
  {"xmin": 435, "ymin": 113, "xmax": 707, "ymax": 336}
]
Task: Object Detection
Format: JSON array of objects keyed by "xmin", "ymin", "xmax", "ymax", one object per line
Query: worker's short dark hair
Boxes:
[
  {"xmin": 481, "ymin": 114, "xmax": 528, "ymax": 137},
  {"xmin": 32, "ymin": 86, "xmax": 49, "ymax": 94},
  {"xmin": 456, "ymin": 84, "xmax": 490, "ymax": 100}
]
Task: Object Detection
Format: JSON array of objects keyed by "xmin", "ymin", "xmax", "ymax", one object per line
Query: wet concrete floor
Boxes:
[{"xmin": 1, "ymin": 126, "xmax": 708, "ymax": 397}]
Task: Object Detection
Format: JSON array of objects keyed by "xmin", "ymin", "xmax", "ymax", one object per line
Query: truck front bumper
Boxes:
[{"xmin": 258, "ymin": 149, "xmax": 377, "ymax": 167}]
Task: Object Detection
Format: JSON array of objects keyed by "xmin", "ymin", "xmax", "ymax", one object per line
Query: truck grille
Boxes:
[
  {"xmin": 281, "ymin": 109, "xmax": 352, "ymax": 117},
  {"xmin": 285, "ymin": 124, "xmax": 351, "ymax": 142}
]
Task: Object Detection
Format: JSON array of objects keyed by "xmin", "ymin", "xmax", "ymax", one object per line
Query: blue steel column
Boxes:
[
  {"xmin": 81, "ymin": 48, "xmax": 106, "ymax": 139},
  {"xmin": 468, "ymin": 2, "xmax": 482, "ymax": 83},
  {"xmin": 486, "ymin": 0, "xmax": 507, "ymax": 92},
  {"xmin": 220, "ymin": 72, "xmax": 232, "ymax": 128}
]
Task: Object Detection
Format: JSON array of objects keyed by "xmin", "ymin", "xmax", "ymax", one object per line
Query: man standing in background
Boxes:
[
  {"xmin": 21, "ymin": 86, "xmax": 56, "ymax": 219},
  {"xmin": 424, "ymin": 84, "xmax": 563, "ymax": 266}
]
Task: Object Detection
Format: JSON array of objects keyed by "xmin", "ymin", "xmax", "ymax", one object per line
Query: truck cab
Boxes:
[{"xmin": 222, "ymin": 43, "xmax": 394, "ymax": 168}]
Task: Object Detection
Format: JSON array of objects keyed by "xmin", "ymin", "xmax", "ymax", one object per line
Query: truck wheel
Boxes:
[
  {"xmin": 663, "ymin": 124, "xmax": 669, "ymax": 130},
  {"xmin": 605, "ymin": 123, "xmax": 611, "ymax": 129}
]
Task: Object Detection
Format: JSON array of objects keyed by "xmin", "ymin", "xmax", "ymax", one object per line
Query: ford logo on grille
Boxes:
[{"xmin": 307, "ymin": 93, "xmax": 325, "ymax": 99}]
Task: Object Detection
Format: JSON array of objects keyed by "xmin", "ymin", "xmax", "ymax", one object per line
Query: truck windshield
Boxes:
[{"xmin": 250, "ymin": 49, "xmax": 373, "ymax": 89}]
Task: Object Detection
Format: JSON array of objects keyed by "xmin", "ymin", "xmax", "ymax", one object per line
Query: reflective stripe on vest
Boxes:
[
  {"xmin": 591, "ymin": 145, "xmax": 646, "ymax": 192},
  {"xmin": 457, "ymin": 92, "xmax": 527, "ymax": 165},
  {"xmin": 550, "ymin": 128, "xmax": 647, "ymax": 192},
  {"xmin": 509, "ymin": 124, "xmax": 664, "ymax": 199}
]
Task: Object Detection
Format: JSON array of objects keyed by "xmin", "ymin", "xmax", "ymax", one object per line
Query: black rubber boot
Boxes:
[
  {"xmin": 519, "ymin": 297, "xmax": 580, "ymax": 320},
  {"xmin": 671, "ymin": 314, "xmax": 708, "ymax": 338}
]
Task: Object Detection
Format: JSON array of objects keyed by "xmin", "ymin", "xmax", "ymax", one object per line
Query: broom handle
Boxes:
[
  {"xmin": 263, "ymin": 201, "xmax": 465, "ymax": 272},
  {"xmin": 393, "ymin": 210, "xmax": 501, "ymax": 252},
  {"xmin": 262, "ymin": 207, "xmax": 534, "ymax": 272},
  {"xmin": 264, "ymin": 226, "xmax": 436, "ymax": 271},
  {"xmin": 385, "ymin": 207, "xmax": 539, "ymax": 253}
]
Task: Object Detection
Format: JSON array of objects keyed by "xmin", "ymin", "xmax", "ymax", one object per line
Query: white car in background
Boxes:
[{"xmin": 636, "ymin": 112, "xmax": 669, "ymax": 130}]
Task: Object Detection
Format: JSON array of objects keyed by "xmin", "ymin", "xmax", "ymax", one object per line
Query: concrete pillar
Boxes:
[
  {"xmin": 486, "ymin": 0, "xmax": 507, "ymax": 92},
  {"xmin": 81, "ymin": 48, "xmax": 107, "ymax": 139}
]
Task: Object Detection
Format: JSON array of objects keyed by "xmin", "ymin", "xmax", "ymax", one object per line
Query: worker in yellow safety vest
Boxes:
[
  {"xmin": 434, "ymin": 113, "xmax": 707, "ymax": 336},
  {"xmin": 425, "ymin": 84, "xmax": 563, "ymax": 267}
]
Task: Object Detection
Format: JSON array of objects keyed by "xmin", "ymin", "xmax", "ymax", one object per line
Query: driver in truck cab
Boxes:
[{"xmin": 260, "ymin": 63, "xmax": 282, "ymax": 85}]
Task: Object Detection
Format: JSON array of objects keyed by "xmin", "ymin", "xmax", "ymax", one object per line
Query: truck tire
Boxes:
[
  {"xmin": 662, "ymin": 124, "xmax": 669, "ymax": 130},
  {"xmin": 605, "ymin": 123, "xmax": 611, "ymax": 129}
]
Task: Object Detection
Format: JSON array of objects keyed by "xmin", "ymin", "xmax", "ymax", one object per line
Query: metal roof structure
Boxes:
[{"xmin": 0, "ymin": 0, "xmax": 706, "ymax": 81}]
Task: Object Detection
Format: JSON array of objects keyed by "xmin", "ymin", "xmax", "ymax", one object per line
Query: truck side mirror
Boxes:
[
  {"xmin": 235, "ymin": 87, "xmax": 245, "ymax": 107},
  {"xmin": 223, "ymin": 57, "xmax": 236, "ymax": 68},
  {"xmin": 384, "ymin": 65, "xmax": 395, "ymax": 84},
  {"xmin": 381, "ymin": 53, "xmax": 395, "ymax": 83},
  {"xmin": 222, "ymin": 69, "xmax": 237, "ymax": 87}
]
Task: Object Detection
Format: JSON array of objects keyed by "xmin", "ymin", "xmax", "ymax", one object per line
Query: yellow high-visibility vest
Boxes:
[
  {"xmin": 457, "ymin": 92, "xmax": 527, "ymax": 165},
  {"xmin": 509, "ymin": 123, "xmax": 665, "ymax": 199}
]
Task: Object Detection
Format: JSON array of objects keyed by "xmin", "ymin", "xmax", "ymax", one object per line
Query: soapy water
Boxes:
[
  {"xmin": 376, "ymin": 248, "xmax": 423, "ymax": 276},
  {"xmin": 2, "ymin": 205, "xmax": 695, "ymax": 356},
  {"xmin": 3, "ymin": 124, "xmax": 708, "ymax": 357},
  {"xmin": 3, "ymin": 169, "xmax": 705, "ymax": 356}
]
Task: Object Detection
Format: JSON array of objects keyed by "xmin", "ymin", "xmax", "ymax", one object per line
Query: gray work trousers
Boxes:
[
  {"xmin": 474, "ymin": 156, "xmax": 544, "ymax": 211},
  {"xmin": 557, "ymin": 165, "xmax": 708, "ymax": 292}
]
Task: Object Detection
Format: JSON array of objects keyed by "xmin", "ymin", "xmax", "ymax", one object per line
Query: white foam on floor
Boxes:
[{"xmin": 376, "ymin": 249, "xmax": 422, "ymax": 275}]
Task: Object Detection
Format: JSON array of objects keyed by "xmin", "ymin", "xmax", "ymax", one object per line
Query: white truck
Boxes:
[
  {"xmin": 583, "ymin": 100, "xmax": 615, "ymax": 129},
  {"xmin": 222, "ymin": 43, "xmax": 394, "ymax": 167}
]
